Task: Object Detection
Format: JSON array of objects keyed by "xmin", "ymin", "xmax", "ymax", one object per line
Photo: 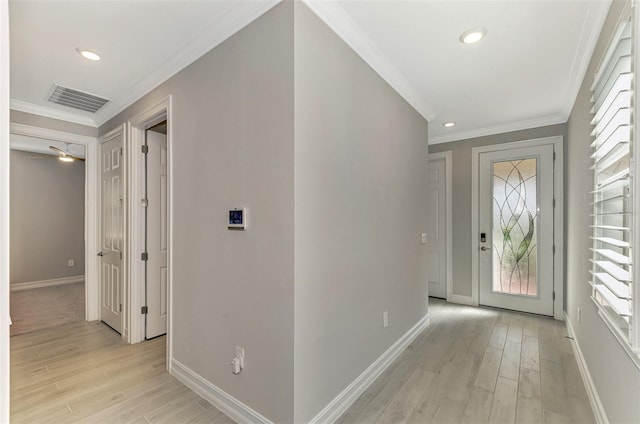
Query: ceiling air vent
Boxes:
[{"xmin": 47, "ymin": 84, "xmax": 109, "ymax": 113}]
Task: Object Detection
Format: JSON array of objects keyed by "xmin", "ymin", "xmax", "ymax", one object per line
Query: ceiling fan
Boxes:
[
  {"xmin": 48, "ymin": 143, "xmax": 85, "ymax": 162},
  {"xmin": 26, "ymin": 142, "xmax": 85, "ymax": 162}
]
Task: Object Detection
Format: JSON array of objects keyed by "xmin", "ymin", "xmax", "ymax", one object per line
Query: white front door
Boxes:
[
  {"xmin": 478, "ymin": 145, "xmax": 554, "ymax": 316},
  {"xmin": 145, "ymin": 129, "xmax": 168, "ymax": 339},
  {"xmin": 427, "ymin": 155, "xmax": 447, "ymax": 299},
  {"xmin": 100, "ymin": 134, "xmax": 124, "ymax": 332}
]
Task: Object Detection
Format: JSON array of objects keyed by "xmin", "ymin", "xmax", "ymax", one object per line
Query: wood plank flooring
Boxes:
[
  {"xmin": 10, "ymin": 321, "xmax": 231, "ymax": 424},
  {"xmin": 11, "ymin": 299, "xmax": 594, "ymax": 423},
  {"xmin": 337, "ymin": 298, "xmax": 594, "ymax": 424}
]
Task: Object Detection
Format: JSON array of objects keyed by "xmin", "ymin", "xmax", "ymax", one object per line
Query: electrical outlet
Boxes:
[
  {"xmin": 421, "ymin": 233, "xmax": 427, "ymax": 244},
  {"xmin": 68, "ymin": 259, "xmax": 75, "ymax": 267},
  {"xmin": 235, "ymin": 346, "xmax": 245, "ymax": 369},
  {"xmin": 383, "ymin": 311, "xmax": 389, "ymax": 328},
  {"xmin": 231, "ymin": 357, "xmax": 241, "ymax": 374}
]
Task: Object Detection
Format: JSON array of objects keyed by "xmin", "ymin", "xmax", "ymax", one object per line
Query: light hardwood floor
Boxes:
[
  {"xmin": 336, "ymin": 298, "xmax": 595, "ymax": 424},
  {"xmin": 11, "ymin": 300, "xmax": 594, "ymax": 423},
  {"xmin": 10, "ymin": 321, "xmax": 232, "ymax": 424}
]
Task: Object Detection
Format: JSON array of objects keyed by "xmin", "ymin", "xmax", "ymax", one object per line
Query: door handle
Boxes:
[
  {"xmin": 480, "ymin": 246, "xmax": 492, "ymax": 251},
  {"xmin": 97, "ymin": 252, "xmax": 104, "ymax": 256}
]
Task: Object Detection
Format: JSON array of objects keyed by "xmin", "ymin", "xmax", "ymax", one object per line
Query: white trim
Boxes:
[
  {"xmin": 565, "ymin": 313, "xmax": 609, "ymax": 424},
  {"xmin": 429, "ymin": 114, "xmax": 565, "ymax": 145},
  {"xmin": 309, "ymin": 314, "xmax": 431, "ymax": 424},
  {"xmin": 10, "ymin": 99, "xmax": 97, "ymax": 127},
  {"xmin": 125, "ymin": 97, "xmax": 173, "ymax": 373},
  {"xmin": 10, "ymin": 275, "xmax": 84, "ymax": 292},
  {"xmin": 9, "ymin": 123, "xmax": 99, "ymax": 322},
  {"xmin": 560, "ymin": 0, "xmax": 613, "ymax": 120},
  {"xmin": 449, "ymin": 294, "xmax": 475, "ymax": 306},
  {"xmin": 471, "ymin": 136, "xmax": 564, "ymax": 319},
  {"xmin": 171, "ymin": 359, "xmax": 274, "ymax": 424},
  {"xmin": 1, "ymin": 0, "xmax": 11, "ymax": 419},
  {"xmin": 93, "ymin": 1, "xmax": 279, "ymax": 127},
  {"xmin": 428, "ymin": 151, "xmax": 453, "ymax": 302},
  {"xmin": 471, "ymin": 146, "xmax": 480, "ymax": 306},
  {"xmin": 303, "ymin": 0, "xmax": 435, "ymax": 122},
  {"xmin": 591, "ymin": 297, "xmax": 640, "ymax": 369}
]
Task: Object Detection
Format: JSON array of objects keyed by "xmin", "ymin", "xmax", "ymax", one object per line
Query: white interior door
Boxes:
[
  {"xmin": 145, "ymin": 129, "xmax": 167, "ymax": 339},
  {"xmin": 427, "ymin": 155, "xmax": 447, "ymax": 299},
  {"xmin": 478, "ymin": 145, "xmax": 554, "ymax": 316},
  {"xmin": 100, "ymin": 134, "xmax": 124, "ymax": 333}
]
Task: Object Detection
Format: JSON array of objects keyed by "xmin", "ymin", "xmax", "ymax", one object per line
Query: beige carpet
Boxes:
[{"xmin": 10, "ymin": 282, "xmax": 85, "ymax": 336}]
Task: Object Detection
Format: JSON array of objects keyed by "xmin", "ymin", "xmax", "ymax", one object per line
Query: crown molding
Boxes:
[
  {"xmin": 10, "ymin": 99, "xmax": 97, "ymax": 127},
  {"xmin": 429, "ymin": 114, "xmax": 566, "ymax": 145},
  {"xmin": 303, "ymin": 0, "xmax": 436, "ymax": 122},
  {"xmin": 560, "ymin": 0, "xmax": 612, "ymax": 120},
  {"xmin": 93, "ymin": 0, "xmax": 281, "ymax": 127}
]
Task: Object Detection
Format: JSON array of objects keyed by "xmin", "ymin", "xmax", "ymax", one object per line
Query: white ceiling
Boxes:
[{"xmin": 9, "ymin": 0, "xmax": 610, "ymax": 144}]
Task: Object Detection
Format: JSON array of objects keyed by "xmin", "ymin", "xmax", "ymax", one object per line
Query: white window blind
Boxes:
[{"xmin": 590, "ymin": 18, "xmax": 635, "ymax": 347}]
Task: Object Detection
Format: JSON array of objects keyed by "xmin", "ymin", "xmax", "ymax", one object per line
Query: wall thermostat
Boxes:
[{"xmin": 228, "ymin": 208, "xmax": 247, "ymax": 230}]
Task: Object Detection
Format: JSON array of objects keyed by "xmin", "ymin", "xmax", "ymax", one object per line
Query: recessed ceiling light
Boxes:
[
  {"xmin": 443, "ymin": 122, "xmax": 456, "ymax": 128},
  {"xmin": 460, "ymin": 28, "xmax": 487, "ymax": 44},
  {"xmin": 76, "ymin": 48, "xmax": 101, "ymax": 61}
]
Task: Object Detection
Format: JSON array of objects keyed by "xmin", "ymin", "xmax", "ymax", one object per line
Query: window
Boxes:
[{"xmin": 590, "ymin": 15, "xmax": 639, "ymax": 359}]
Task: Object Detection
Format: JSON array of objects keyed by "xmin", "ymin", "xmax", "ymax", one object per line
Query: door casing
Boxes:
[
  {"xmin": 126, "ymin": 97, "xmax": 173, "ymax": 369},
  {"xmin": 471, "ymin": 136, "xmax": 564, "ymax": 320},
  {"xmin": 10, "ymin": 123, "xmax": 99, "ymax": 321}
]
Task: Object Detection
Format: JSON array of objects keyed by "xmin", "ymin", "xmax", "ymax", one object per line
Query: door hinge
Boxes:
[
  {"xmin": 553, "ymin": 245, "xmax": 556, "ymax": 254},
  {"xmin": 142, "ymin": 145, "xmax": 149, "ymax": 154},
  {"xmin": 553, "ymin": 291, "xmax": 556, "ymax": 301},
  {"xmin": 141, "ymin": 198, "xmax": 148, "ymax": 208},
  {"xmin": 119, "ymin": 303, "xmax": 123, "ymax": 312},
  {"xmin": 553, "ymin": 198, "xmax": 556, "ymax": 208},
  {"xmin": 120, "ymin": 251, "xmax": 123, "ymax": 260},
  {"xmin": 141, "ymin": 252, "xmax": 148, "ymax": 261},
  {"xmin": 553, "ymin": 151, "xmax": 556, "ymax": 161},
  {"xmin": 141, "ymin": 306, "xmax": 148, "ymax": 314}
]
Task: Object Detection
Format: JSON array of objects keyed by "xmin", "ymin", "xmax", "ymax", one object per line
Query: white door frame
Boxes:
[
  {"xmin": 471, "ymin": 136, "xmax": 564, "ymax": 320},
  {"xmin": 10, "ymin": 123, "xmax": 100, "ymax": 321},
  {"xmin": 126, "ymin": 97, "xmax": 173, "ymax": 366},
  {"xmin": 428, "ymin": 151, "xmax": 453, "ymax": 302},
  {"xmin": 1, "ymin": 2, "xmax": 10, "ymax": 417}
]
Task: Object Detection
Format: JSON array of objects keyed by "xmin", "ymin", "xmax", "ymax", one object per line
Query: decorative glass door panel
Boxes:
[
  {"xmin": 492, "ymin": 158, "xmax": 538, "ymax": 297},
  {"xmin": 478, "ymin": 144, "xmax": 554, "ymax": 316}
]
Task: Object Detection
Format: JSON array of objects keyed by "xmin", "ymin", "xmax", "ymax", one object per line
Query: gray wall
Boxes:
[
  {"xmin": 293, "ymin": 3, "xmax": 429, "ymax": 422},
  {"xmin": 100, "ymin": 3, "xmax": 295, "ymax": 422},
  {"xmin": 10, "ymin": 110, "xmax": 98, "ymax": 138},
  {"xmin": 428, "ymin": 123, "xmax": 567, "ymax": 298},
  {"xmin": 10, "ymin": 149, "xmax": 85, "ymax": 283},
  {"xmin": 566, "ymin": 1, "xmax": 640, "ymax": 422}
]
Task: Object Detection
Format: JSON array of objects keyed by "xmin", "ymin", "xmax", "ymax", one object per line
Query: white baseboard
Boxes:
[
  {"xmin": 309, "ymin": 314, "xmax": 431, "ymax": 424},
  {"xmin": 10, "ymin": 275, "xmax": 84, "ymax": 292},
  {"xmin": 170, "ymin": 358, "xmax": 273, "ymax": 424},
  {"xmin": 449, "ymin": 294, "xmax": 475, "ymax": 306},
  {"xmin": 564, "ymin": 313, "xmax": 609, "ymax": 424}
]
